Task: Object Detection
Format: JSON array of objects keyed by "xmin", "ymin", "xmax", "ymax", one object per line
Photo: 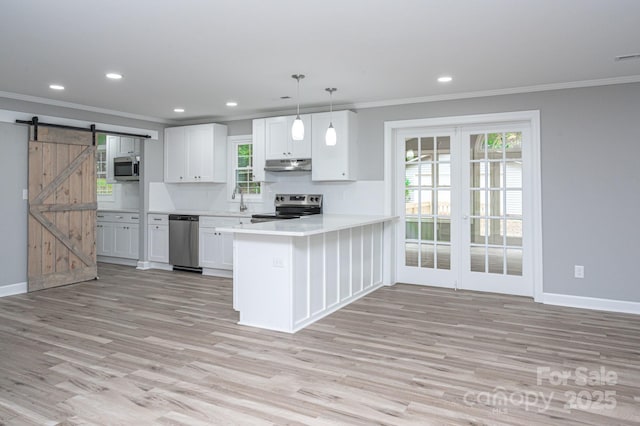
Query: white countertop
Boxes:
[
  {"xmin": 217, "ymin": 214, "xmax": 397, "ymax": 237},
  {"xmin": 148, "ymin": 210, "xmax": 256, "ymax": 218}
]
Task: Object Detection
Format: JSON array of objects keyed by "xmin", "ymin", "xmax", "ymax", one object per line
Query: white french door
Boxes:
[{"xmin": 395, "ymin": 119, "xmax": 535, "ymax": 297}]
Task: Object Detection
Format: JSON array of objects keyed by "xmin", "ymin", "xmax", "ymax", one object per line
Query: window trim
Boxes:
[
  {"xmin": 227, "ymin": 135, "xmax": 263, "ymax": 202},
  {"xmin": 96, "ymin": 140, "xmax": 114, "ymax": 201}
]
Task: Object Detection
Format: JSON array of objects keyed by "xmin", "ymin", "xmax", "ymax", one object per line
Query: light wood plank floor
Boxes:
[{"xmin": 0, "ymin": 264, "xmax": 639, "ymax": 425}]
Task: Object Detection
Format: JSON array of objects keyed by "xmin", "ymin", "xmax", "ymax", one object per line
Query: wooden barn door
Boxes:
[{"xmin": 28, "ymin": 126, "xmax": 97, "ymax": 291}]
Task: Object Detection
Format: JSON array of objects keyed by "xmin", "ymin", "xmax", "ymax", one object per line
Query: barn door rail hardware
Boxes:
[{"xmin": 15, "ymin": 116, "xmax": 152, "ymax": 144}]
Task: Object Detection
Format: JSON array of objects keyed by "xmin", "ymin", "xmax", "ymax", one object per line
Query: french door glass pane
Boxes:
[
  {"xmin": 436, "ymin": 219, "xmax": 451, "ymax": 242},
  {"xmin": 421, "ymin": 219, "xmax": 435, "ymax": 241},
  {"xmin": 437, "ymin": 245, "xmax": 451, "ymax": 269},
  {"xmin": 470, "ymin": 246, "xmax": 485, "ymax": 272},
  {"xmin": 421, "ymin": 244, "xmax": 434, "ymax": 268},
  {"xmin": 506, "ymin": 219, "xmax": 523, "ymax": 246},
  {"xmin": 421, "ymin": 137, "xmax": 434, "ymax": 158},
  {"xmin": 488, "ymin": 247, "xmax": 505, "ymax": 274},
  {"xmin": 468, "ymin": 131, "xmax": 523, "ymax": 275},
  {"xmin": 507, "ymin": 249, "xmax": 523, "ymax": 275},
  {"xmin": 406, "ymin": 242, "xmax": 418, "ymax": 267},
  {"xmin": 404, "ymin": 135, "xmax": 452, "ymax": 270},
  {"xmin": 470, "ymin": 218, "xmax": 485, "ymax": 244},
  {"xmin": 437, "ymin": 136, "xmax": 450, "ymax": 159},
  {"xmin": 470, "ymin": 134, "xmax": 485, "ymax": 160}
]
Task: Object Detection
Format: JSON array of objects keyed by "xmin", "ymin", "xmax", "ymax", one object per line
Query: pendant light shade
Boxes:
[
  {"xmin": 325, "ymin": 123, "xmax": 337, "ymax": 146},
  {"xmin": 291, "ymin": 74, "xmax": 305, "ymax": 141},
  {"xmin": 291, "ymin": 116, "xmax": 304, "ymax": 140},
  {"xmin": 325, "ymin": 87, "xmax": 337, "ymax": 146}
]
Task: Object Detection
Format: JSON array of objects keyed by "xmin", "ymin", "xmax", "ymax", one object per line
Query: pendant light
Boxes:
[
  {"xmin": 325, "ymin": 87, "xmax": 337, "ymax": 146},
  {"xmin": 291, "ymin": 74, "xmax": 305, "ymax": 141}
]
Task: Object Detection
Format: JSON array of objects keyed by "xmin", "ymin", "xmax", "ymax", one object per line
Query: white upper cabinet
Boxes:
[
  {"xmin": 252, "ymin": 118, "xmax": 267, "ymax": 182},
  {"xmin": 164, "ymin": 123, "xmax": 227, "ymax": 183},
  {"xmin": 311, "ymin": 110, "xmax": 358, "ymax": 181},
  {"xmin": 265, "ymin": 114, "xmax": 311, "ymax": 160},
  {"xmin": 116, "ymin": 137, "xmax": 140, "ymax": 156}
]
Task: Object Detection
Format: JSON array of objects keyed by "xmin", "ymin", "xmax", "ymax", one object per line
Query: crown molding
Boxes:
[
  {"xmin": 0, "ymin": 90, "xmax": 174, "ymax": 124},
  {"xmin": 3, "ymin": 75, "xmax": 640, "ymax": 124},
  {"xmin": 349, "ymin": 75, "xmax": 640, "ymax": 110}
]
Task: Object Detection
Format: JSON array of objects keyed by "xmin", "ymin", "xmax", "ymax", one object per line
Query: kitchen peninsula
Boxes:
[{"xmin": 218, "ymin": 214, "xmax": 396, "ymax": 333}]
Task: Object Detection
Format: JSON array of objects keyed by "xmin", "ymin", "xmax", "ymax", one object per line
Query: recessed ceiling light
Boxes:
[
  {"xmin": 226, "ymin": 101, "xmax": 238, "ymax": 107},
  {"xmin": 106, "ymin": 72, "xmax": 123, "ymax": 80},
  {"xmin": 173, "ymin": 108, "xmax": 185, "ymax": 113},
  {"xmin": 437, "ymin": 76, "xmax": 453, "ymax": 83},
  {"xmin": 49, "ymin": 84, "xmax": 65, "ymax": 90}
]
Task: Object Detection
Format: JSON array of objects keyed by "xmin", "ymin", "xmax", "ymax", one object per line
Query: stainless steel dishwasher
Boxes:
[{"xmin": 169, "ymin": 214, "xmax": 201, "ymax": 272}]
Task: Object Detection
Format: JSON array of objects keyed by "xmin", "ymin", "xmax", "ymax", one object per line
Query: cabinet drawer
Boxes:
[
  {"xmin": 200, "ymin": 216, "xmax": 245, "ymax": 228},
  {"xmin": 97, "ymin": 212, "xmax": 140, "ymax": 224},
  {"xmin": 148, "ymin": 214, "xmax": 169, "ymax": 225}
]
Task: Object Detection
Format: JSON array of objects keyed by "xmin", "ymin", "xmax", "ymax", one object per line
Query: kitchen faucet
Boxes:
[{"xmin": 232, "ymin": 185, "xmax": 248, "ymax": 212}]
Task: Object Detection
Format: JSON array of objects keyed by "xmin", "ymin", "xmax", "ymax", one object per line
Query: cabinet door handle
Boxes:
[{"xmin": 153, "ymin": 218, "xmax": 162, "ymax": 221}]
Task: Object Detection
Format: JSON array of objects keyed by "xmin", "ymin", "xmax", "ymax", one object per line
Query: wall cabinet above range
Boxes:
[
  {"xmin": 164, "ymin": 123, "xmax": 227, "ymax": 183},
  {"xmin": 265, "ymin": 115, "xmax": 311, "ymax": 160}
]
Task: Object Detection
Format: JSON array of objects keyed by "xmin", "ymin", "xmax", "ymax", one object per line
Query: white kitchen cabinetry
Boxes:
[
  {"xmin": 252, "ymin": 119, "xmax": 268, "ymax": 182},
  {"xmin": 113, "ymin": 223, "xmax": 139, "ymax": 259},
  {"xmin": 199, "ymin": 216, "xmax": 245, "ymax": 276},
  {"xmin": 164, "ymin": 123, "xmax": 227, "ymax": 183},
  {"xmin": 106, "ymin": 135, "xmax": 141, "ymax": 182},
  {"xmin": 96, "ymin": 221, "xmax": 114, "ymax": 256},
  {"xmin": 96, "ymin": 212, "xmax": 140, "ymax": 263},
  {"xmin": 265, "ymin": 115, "xmax": 311, "ymax": 160},
  {"xmin": 311, "ymin": 110, "xmax": 358, "ymax": 181},
  {"xmin": 148, "ymin": 214, "xmax": 169, "ymax": 263}
]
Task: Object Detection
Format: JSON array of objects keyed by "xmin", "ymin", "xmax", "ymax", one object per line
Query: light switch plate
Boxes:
[{"xmin": 22, "ymin": 189, "xmax": 28, "ymax": 200}]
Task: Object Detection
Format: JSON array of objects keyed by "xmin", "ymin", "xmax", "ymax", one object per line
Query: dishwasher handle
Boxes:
[{"xmin": 169, "ymin": 214, "xmax": 199, "ymax": 221}]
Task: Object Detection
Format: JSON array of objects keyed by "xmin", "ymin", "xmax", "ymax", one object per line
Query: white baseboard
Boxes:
[
  {"xmin": 150, "ymin": 262, "xmax": 173, "ymax": 271},
  {"xmin": 136, "ymin": 261, "xmax": 151, "ymax": 270},
  {"xmin": 543, "ymin": 293, "xmax": 640, "ymax": 315},
  {"xmin": 97, "ymin": 256, "xmax": 138, "ymax": 267},
  {"xmin": 202, "ymin": 268, "xmax": 233, "ymax": 278},
  {"xmin": 0, "ymin": 282, "xmax": 27, "ymax": 297}
]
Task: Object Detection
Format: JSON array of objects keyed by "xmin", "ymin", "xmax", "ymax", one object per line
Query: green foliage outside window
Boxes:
[{"xmin": 235, "ymin": 143, "xmax": 260, "ymax": 195}]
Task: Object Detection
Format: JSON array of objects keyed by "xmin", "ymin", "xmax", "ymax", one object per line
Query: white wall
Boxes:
[
  {"xmin": 148, "ymin": 176, "xmax": 384, "ymax": 215},
  {"xmin": 0, "ymin": 122, "xmax": 28, "ymax": 292}
]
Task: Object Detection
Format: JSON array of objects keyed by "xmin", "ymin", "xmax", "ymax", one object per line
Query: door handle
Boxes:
[{"xmin": 462, "ymin": 215, "xmax": 469, "ymax": 220}]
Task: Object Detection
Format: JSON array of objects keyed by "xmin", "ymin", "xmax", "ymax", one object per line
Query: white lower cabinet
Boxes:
[
  {"xmin": 113, "ymin": 223, "xmax": 139, "ymax": 259},
  {"xmin": 96, "ymin": 221, "xmax": 114, "ymax": 256},
  {"xmin": 148, "ymin": 214, "xmax": 169, "ymax": 263},
  {"xmin": 199, "ymin": 216, "xmax": 244, "ymax": 274},
  {"xmin": 96, "ymin": 212, "xmax": 140, "ymax": 261}
]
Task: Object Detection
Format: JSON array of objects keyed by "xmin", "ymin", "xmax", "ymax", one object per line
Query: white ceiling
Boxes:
[{"xmin": 1, "ymin": 0, "xmax": 639, "ymax": 123}]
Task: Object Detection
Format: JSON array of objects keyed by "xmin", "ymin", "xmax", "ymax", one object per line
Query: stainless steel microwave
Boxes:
[{"xmin": 114, "ymin": 156, "xmax": 140, "ymax": 181}]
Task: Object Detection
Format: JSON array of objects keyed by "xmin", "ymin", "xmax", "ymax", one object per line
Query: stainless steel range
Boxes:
[{"xmin": 251, "ymin": 194, "xmax": 323, "ymax": 223}]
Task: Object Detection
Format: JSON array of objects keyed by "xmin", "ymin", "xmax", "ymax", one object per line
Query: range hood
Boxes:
[{"xmin": 264, "ymin": 158, "xmax": 311, "ymax": 172}]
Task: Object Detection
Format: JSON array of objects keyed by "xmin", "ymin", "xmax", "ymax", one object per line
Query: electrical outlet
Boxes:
[
  {"xmin": 272, "ymin": 257, "xmax": 284, "ymax": 268},
  {"xmin": 574, "ymin": 265, "xmax": 584, "ymax": 279}
]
